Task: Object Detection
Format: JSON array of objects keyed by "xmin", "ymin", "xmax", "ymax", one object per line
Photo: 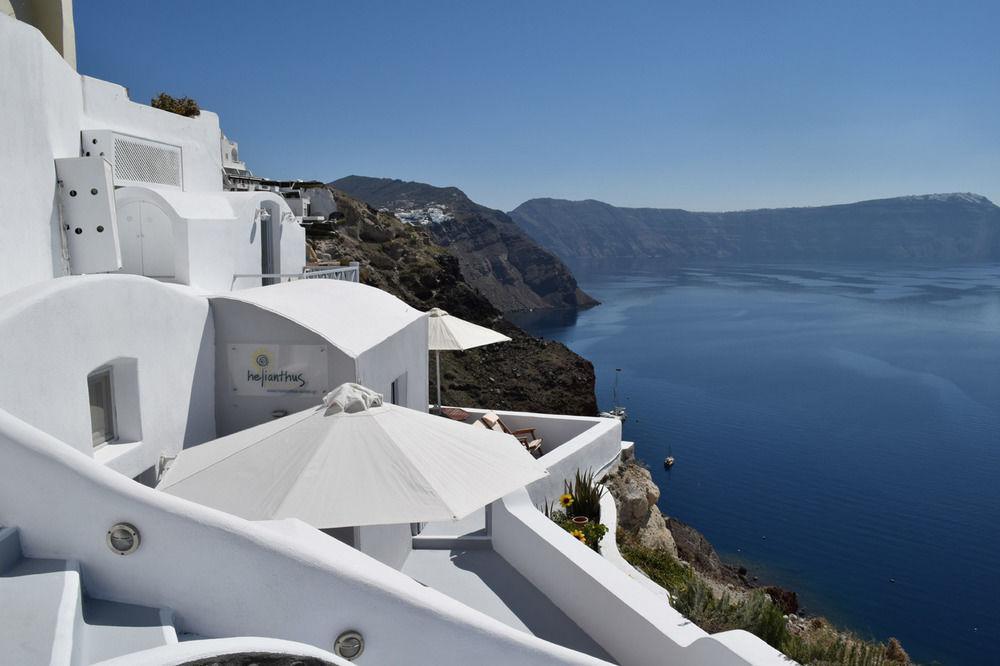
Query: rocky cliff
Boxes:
[
  {"xmin": 510, "ymin": 193, "xmax": 1000, "ymax": 262},
  {"xmin": 606, "ymin": 459, "xmax": 913, "ymax": 663},
  {"xmin": 331, "ymin": 176, "xmax": 598, "ymax": 312},
  {"xmin": 604, "ymin": 459, "xmax": 677, "ymax": 556},
  {"xmin": 306, "ymin": 186, "xmax": 598, "ymax": 416},
  {"xmin": 607, "ymin": 458, "xmax": 793, "ymax": 605}
]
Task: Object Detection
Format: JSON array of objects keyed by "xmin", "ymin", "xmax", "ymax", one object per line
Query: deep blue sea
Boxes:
[{"xmin": 510, "ymin": 263, "xmax": 1000, "ymax": 666}]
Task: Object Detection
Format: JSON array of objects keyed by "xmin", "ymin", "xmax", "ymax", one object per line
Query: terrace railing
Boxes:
[{"xmin": 230, "ymin": 263, "xmax": 360, "ymax": 290}]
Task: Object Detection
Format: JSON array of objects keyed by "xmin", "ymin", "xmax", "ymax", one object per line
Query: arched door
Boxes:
[{"xmin": 116, "ymin": 201, "xmax": 175, "ymax": 278}]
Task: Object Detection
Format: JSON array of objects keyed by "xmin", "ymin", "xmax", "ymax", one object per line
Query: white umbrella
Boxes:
[
  {"xmin": 427, "ymin": 307, "xmax": 511, "ymax": 408},
  {"xmin": 158, "ymin": 383, "xmax": 545, "ymax": 528}
]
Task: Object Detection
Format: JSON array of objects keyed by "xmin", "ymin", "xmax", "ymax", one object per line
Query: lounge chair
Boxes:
[{"xmin": 474, "ymin": 412, "xmax": 543, "ymax": 457}]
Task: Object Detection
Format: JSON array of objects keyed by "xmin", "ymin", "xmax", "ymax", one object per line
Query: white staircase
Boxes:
[{"xmin": 0, "ymin": 526, "xmax": 177, "ymax": 665}]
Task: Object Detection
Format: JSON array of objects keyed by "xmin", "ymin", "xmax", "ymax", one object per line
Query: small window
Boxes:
[{"xmin": 89, "ymin": 368, "xmax": 117, "ymax": 447}]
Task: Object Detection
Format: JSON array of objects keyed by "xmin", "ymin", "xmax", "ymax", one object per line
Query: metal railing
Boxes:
[{"xmin": 230, "ymin": 263, "xmax": 360, "ymax": 290}]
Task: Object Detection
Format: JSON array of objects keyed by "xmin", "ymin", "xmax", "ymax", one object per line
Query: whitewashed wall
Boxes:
[
  {"xmin": 211, "ymin": 299, "xmax": 357, "ymax": 436},
  {"xmin": 356, "ymin": 523, "xmax": 413, "ymax": 570},
  {"xmin": 0, "ymin": 275, "xmax": 216, "ymax": 478},
  {"xmin": 80, "ymin": 76, "xmax": 223, "ymax": 192},
  {"xmin": 115, "ymin": 187, "xmax": 306, "ymax": 292},
  {"xmin": 0, "ymin": 15, "xmax": 82, "ymax": 297},
  {"xmin": 0, "ymin": 14, "xmax": 291, "ymax": 299},
  {"xmin": 357, "ymin": 316, "xmax": 430, "ymax": 412},
  {"xmin": 222, "ymin": 190, "xmax": 306, "ymax": 285}
]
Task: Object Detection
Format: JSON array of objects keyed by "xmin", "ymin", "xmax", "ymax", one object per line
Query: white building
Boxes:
[{"xmin": 0, "ymin": 8, "xmax": 792, "ymax": 666}]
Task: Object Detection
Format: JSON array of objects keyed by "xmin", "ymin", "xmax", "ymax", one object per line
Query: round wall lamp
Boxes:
[
  {"xmin": 106, "ymin": 522, "xmax": 141, "ymax": 555},
  {"xmin": 333, "ymin": 630, "xmax": 364, "ymax": 660}
]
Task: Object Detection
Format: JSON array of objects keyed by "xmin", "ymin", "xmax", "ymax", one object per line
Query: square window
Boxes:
[{"xmin": 88, "ymin": 368, "xmax": 116, "ymax": 447}]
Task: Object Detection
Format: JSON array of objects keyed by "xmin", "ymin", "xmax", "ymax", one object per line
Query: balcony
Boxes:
[{"xmin": 444, "ymin": 407, "xmax": 626, "ymax": 506}]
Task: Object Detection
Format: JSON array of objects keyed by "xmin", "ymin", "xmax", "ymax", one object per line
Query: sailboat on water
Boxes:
[{"xmin": 598, "ymin": 368, "xmax": 628, "ymax": 421}]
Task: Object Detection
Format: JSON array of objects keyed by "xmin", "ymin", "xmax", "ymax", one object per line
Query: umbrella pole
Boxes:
[{"xmin": 435, "ymin": 350, "xmax": 442, "ymax": 409}]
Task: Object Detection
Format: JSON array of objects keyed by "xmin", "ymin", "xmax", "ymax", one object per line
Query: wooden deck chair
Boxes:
[{"xmin": 475, "ymin": 412, "xmax": 543, "ymax": 457}]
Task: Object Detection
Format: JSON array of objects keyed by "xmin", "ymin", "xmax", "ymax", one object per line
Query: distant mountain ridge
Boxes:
[
  {"xmin": 332, "ymin": 176, "xmax": 597, "ymax": 312},
  {"xmin": 306, "ymin": 187, "xmax": 598, "ymax": 416},
  {"xmin": 509, "ymin": 193, "xmax": 1000, "ymax": 262}
]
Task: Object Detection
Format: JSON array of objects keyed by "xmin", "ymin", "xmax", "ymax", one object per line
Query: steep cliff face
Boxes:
[
  {"xmin": 510, "ymin": 193, "xmax": 1000, "ymax": 262},
  {"xmin": 331, "ymin": 176, "xmax": 598, "ymax": 312},
  {"xmin": 307, "ymin": 186, "xmax": 598, "ymax": 416}
]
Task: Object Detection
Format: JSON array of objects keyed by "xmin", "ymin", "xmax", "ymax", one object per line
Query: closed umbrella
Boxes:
[
  {"xmin": 158, "ymin": 383, "xmax": 545, "ymax": 528},
  {"xmin": 427, "ymin": 307, "xmax": 511, "ymax": 408}
]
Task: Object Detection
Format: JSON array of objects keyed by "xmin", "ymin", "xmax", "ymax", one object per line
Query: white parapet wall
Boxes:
[
  {"xmin": 457, "ymin": 408, "xmax": 624, "ymax": 507},
  {"xmin": 492, "ymin": 488, "xmax": 793, "ymax": 666},
  {"xmin": 0, "ymin": 408, "xmax": 611, "ymax": 666}
]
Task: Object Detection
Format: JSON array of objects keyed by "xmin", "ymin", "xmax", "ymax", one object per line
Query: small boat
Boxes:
[
  {"xmin": 663, "ymin": 441, "xmax": 675, "ymax": 469},
  {"xmin": 598, "ymin": 368, "xmax": 628, "ymax": 421}
]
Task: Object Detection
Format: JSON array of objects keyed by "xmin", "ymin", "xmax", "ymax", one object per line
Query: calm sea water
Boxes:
[{"xmin": 510, "ymin": 263, "xmax": 1000, "ymax": 666}]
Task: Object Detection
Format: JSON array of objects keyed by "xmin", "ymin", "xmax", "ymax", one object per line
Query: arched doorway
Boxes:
[{"xmin": 116, "ymin": 200, "xmax": 175, "ymax": 278}]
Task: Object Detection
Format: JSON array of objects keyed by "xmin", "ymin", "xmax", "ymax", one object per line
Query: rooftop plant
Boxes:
[
  {"xmin": 563, "ymin": 468, "xmax": 604, "ymax": 522},
  {"xmin": 151, "ymin": 92, "xmax": 200, "ymax": 117},
  {"xmin": 542, "ymin": 469, "xmax": 610, "ymax": 550}
]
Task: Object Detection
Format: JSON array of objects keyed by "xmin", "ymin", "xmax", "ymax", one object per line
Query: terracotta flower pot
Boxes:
[{"xmin": 572, "ymin": 516, "xmax": 590, "ymax": 525}]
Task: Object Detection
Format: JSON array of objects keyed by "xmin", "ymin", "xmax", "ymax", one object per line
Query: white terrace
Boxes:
[{"xmin": 0, "ymin": 7, "xmax": 790, "ymax": 666}]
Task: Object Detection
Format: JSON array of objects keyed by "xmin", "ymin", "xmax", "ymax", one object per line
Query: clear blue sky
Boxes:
[{"xmin": 75, "ymin": 1, "xmax": 999, "ymax": 212}]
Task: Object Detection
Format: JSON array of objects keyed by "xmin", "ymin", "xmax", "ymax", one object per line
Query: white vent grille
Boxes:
[
  {"xmin": 81, "ymin": 130, "xmax": 183, "ymax": 189},
  {"xmin": 113, "ymin": 136, "xmax": 182, "ymax": 187}
]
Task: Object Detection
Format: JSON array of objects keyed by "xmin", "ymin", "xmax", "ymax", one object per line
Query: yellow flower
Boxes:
[
  {"xmin": 559, "ymin": 493, "xmax": 574, "ymax": 508},
  {"xmin": 570, "ymin": 529, "xmax": 586, "ymax": 543}
]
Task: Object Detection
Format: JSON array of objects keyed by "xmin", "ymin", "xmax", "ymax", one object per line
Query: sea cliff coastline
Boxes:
[{"xmin": 605, "ymin": 457, "xmax": 913, "ymax": 664}]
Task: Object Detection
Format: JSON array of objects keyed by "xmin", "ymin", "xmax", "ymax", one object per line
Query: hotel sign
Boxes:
[{"xmin": 228, "ymin": 344, "xmax": 329, "ymax": 396}]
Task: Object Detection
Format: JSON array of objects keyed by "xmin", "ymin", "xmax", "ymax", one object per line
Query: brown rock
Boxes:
[
  {"xmin": 605, "ymin": 460, "xmax": 677, "ymax": 557},
  {"xmin": 763, "ymin": 586, "xmax": 799, "ymax": 615}
]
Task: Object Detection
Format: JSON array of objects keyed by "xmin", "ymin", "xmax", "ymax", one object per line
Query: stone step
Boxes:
[
  {"xmin": 0, "ymin": 557, "xmax": 82, "ymax": 665},
  {"xmin": 81, "ymin": 598, "xmax": 177, "ymax": 664}
]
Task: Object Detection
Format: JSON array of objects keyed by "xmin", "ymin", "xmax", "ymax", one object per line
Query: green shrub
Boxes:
[
  {"xmin": 150, "ymin": 93, "xmax": 200, "ymax": 117},
  {"xmin": 670, "ymin": 577, "xmax": 788, "ymax": 650},
  {"xmin": 615, "ymin": 533, "xmax": 911, "ymax": 664},
  {"xmin": 616, "ymin": 529, "xmax": 692, "ymax": 592},
  {"xmin": 782, "ymin": 628, "xmax": 909, "ymax": 666}
]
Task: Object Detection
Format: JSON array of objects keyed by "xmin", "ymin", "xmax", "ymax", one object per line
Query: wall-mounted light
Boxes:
[
  {"xmin": 106, "ymin": 522, "xmax": 140, "ymax": 555},
  {"xmin": 334, "ymin": 630, "xmax": 364, "ymax": 660}
]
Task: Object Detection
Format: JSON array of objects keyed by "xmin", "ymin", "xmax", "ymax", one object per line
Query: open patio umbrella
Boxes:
[
  {"xmin": 427, "ymin": 307, "xmax": 511, "ymax": 408},
  {"xmin": 158, "ymin": 383, "xmax": 545, "ymax": 528}
]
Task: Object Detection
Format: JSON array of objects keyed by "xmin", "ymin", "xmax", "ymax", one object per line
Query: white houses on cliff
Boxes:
[{"xmin": 0, "ymin": 5, "xmax": 790, "ymax": 665}]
